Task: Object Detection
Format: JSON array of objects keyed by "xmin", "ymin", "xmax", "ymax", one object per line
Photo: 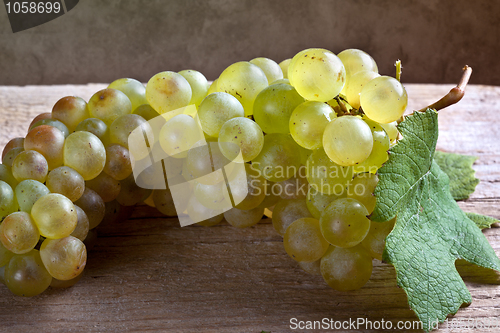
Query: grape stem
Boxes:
[{"xmin": 418, "ymin": 66, "xmax": 472, "ymax": 112}]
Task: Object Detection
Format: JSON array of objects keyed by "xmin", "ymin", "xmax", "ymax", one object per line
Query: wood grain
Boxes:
[{"xmin": 0, "ymin": 84, "xmax": 499, "ymax": 333}]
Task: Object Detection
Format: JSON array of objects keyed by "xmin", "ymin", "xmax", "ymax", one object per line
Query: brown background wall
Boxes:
[{"xmin": 0, "ymin": 0, "xmax": 499, "ymax": 86}]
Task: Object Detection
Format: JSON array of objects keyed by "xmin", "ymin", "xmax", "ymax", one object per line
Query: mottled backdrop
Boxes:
[{"xmin": 0, "ymin": 0, "xmax": 498, "ymax": 85}]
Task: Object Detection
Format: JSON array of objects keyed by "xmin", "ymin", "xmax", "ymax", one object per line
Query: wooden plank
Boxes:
[{"xmin": 0, "ymin": 84, "xmax": 499, "ymax": 332}]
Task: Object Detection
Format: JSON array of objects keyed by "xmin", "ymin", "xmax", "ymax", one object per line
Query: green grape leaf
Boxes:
[
  {"xmin": 466, "ymin": 212, "xmax": 499, "ymax": 229},
  {"xmin": 434, "ymin": 151, "xmax": 479, "ymax": 200},
  {"xmin": 372, "ymin": 109, "xmax": 500, "ymax": 332}
]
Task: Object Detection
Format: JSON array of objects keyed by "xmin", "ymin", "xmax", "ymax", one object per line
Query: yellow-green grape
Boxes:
[
  {"xmin": 297, "ymin": 145, "xmax": 312, "ymax": 166},
  {"xmin": 337, "ymin": 49, "xmax": 378, "ymax": 96},
  {"xmin": 0, "ymin": 241, "xmax": 14, "ymax": 267},
  {"xmin": 24, "ymin": 125, "xmax": 64, "ymax": 170},
  {"xmin": 51, "ymin": 96, "xmax": 90, "ymax": 132},
  {"xmin": 50, "ymin": 272, "xmax": 84, "ymax": 289},
  {"xmin": 284, "ymin": 217, "xmax": 329, "ymax": 262},
  {"xmin": 31, "ymin": 193, "xmax": 77, "ymax": 239},
  {"xmin": 320, "ymin": 244, "xmax": 373, "ymax": 291},
  {"xmin": 362, "ymin": 217, "xmax": 396, "ymax": 260},
  {"xmin": 152, "ymin": 189, "xmax": 177, "ymax": 216},
  {"xmin": 185, "ymin": 142, "xmax": 229, "ymax": 185},
  {"xmin": 196, "ymin": 214, "xmax": 224, "ymax": 227},
  {"xmin": 298, "ymin": 259, "xmax": 321, "ymax": 275},
  {"xmin": 133, "ymin": 104, "xmax": 160, "ymax": 121},
  {"xmin": 178, "ymin": 70, "xmax": 209, "ymax": 106},
  {"xmin": 29, "ymin": 119, "xmax": 69, "ymax": 138},
  {"xmin": 250, "ymin": 57, "xmax": 283, "ymax": 84},
  {"xmin": 75, "ymin": 118, "xmax": 110, "ymax": 146},
  {"xmin": 159, "ymin": 114, "xmax": 202, "ymax": 158},
  {"xmin": 194, "ymin": 181, "xmax": 229, "ymax": 210},
  {"xmin": 4, "ymin": 250, "xmax": 52, "ymax": 297},
  {"xmin": 63, "ymin": 131, "xmax": 106, "ymax": 181},
  {"xmin": 85, "ymin": 172, "xmax": 121, "ymax": 202},
  {"xmin": 108, "ymin": 78, "xmax": 148, "ymax": 111},
  {"xmin": 276, "ymin": 173, "xmax": 309, "ymax": 200},
  {"xmin": 226, "ymin": 164, "xmax": 266, "ymax": 210},
  {"xmin": 12, "ymin": 150, "xmax": 49, "ymax": 183},
  {"xmin": 218, "ymin": 117, "xmax": 264, "ymax": 162},
  {"xmin": 217, "ymin": 61, "xmax": 269, "ymax": 117},
  {"xmin": 345, "ymin": 70, "xmax": 380, "ymax": 109},
  {"xmin": 271, "ymin": 78, "xmax": 290, "ymax": 85},
  {"xmin": 46, "ymin": 166, "xmax": 85, "ymax": 202},
  {"xmin": 198, "ymin": 92, "xmax": 244, "ymax": 137},
  {"xmin": 380, "ymin": 121, "xmax": 399, "ymax": 143},
  {"xmin": 103, "ymin": 144, "xmax": 132, "ymax": 181},
  {"xmin": 279, "ymin": 58, "xmax": 291, "ymax": 79},
  {"xmin": 258, "ymin": 180, "xmax": 281, "ymax": 209},
  {"xmin": 306, "ymin": 186, "xmax": 344, "ymax": 219},
  {"xmin": 40, "ymin": 236, "xmax": 86, "ymax": 280},
  {"xmin": 360, "ymin": 76, "xmax": 408, "ymax": 124},
  {"xmin": 109, "ymin": 114, "xmax": 152, "ymax": 150},
  {"xmin": 187, "ymin": 195, "xmax": 223, "ymax": 224},
  {"xmin": 0, "ymin": 212, "xmax": 39, "ymax": 254},
  {"xmin": 319, "ymin": 198, "xmax": 370, "ymax": 248},
  {"xmin": 75, "ymin": 188, "xmax": 106, "ymax": 229},
  {"xmin": 253, "ymin": 83, "xmax": 305, "ymax": 134},
  {"xmin": 2, "ymin": 137, "xmax": 24, "ymax": 161},
  {"xmin": 71, "ymin": 206, "xmax": 90, "ymax": 242},
  {"xmin": 116, "ymin": 173, "xmax": 152, "ymax": 207},
  {"xmin": 288, "ymin": 48, "xmax": 346, "ymax": 102},
  {"xmin": 251, "ymin": 133, "xmax": 301, "ymax": 182},
  {"xmin": 353, "ymin": 119, "xmax": 390, "ymax": 174},
  {"xmin": 323, "ymin": 116, "xmax": 373, "ymax": 166},
  {"xmin": 305, "ymin": 148, "xmax": 353, "ymax": 195},
  {"xmin": 0, "ymin": 180, "xmax": 18, "ymax": 220},
  {"xmin": 224, "ymin": 205, "xmax": 264, "ymax": 228},
  {"xmin": 88, "ymin": 88, "xmax": 132, "ymax": 125},
  {"xmin": 289, "ymin": 101, "xmax": 336, "ymax": 149},
  {"xmin": 146, "ymin": 71, "xmax": 192, "ymax": 114},
  {"xmin": 207, "ymin": 78, "xmax": 219, "ymax": 95},
  {"xmin": 143, "ymin": 192, "xmax": 156, "ymax": 207},
  {"xmin": 0, "ymin": 164, "xmax": 18, "ymax": 189},
  {"xmin": 2, "ymin": 147, "xmax": 24, "ymax": 167},
  {"xmin": 347, "ymin": 173, "xmax": 378, "ymax": 213},
  {"xmin": 28, "ymin": 112, "xmax": 51, "ymax": 129},
  {"xmin": 272, "ymin": 198, "xmax": 312, "ymax": 236},
  {"xmin": 15, "ymin": 179, "xmax": 49, "ymax": 213}
]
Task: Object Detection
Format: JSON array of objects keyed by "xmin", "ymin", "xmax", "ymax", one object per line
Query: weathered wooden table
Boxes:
[{"xmin": 0, "ymin": 84, "xmax": 499, "ymax": 333}]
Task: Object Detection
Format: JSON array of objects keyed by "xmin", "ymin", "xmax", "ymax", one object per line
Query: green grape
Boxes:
[
  {"xmin": 116, "ymin": 173, "xmax": 152, "ymax": 207},
  {"xmin": 250, "ymin": 57, "xmax": 283, "ymax": 84},
  {"xmin": 279, "ymin": 58, "xmax": 291, "ymax": 79},
  {"xmin": 305, "ymin": 148, "xmax": 353, "ymax": 195},
  {"xmin": 380, "ymin": 121, "xmax": 399, "ymax": 142},
  {"xmin": 0, "ymin": 164, "xmax": 18, "ymax": 188},
  {"xmin": 253, "ymin": 83, "xmax": 305, "ymax": 134},
  {"xmin": 283, "ymin": 217, "xmax": 329, "ymax": 262},
  {"xmin": 362, "ymin": 217, "xmax": 396, "ymax": 260},
  {"xmin": 218, "ymin": 117, "xmax": 264, "ymax": 162},
  {"xmin": 345, "ymin": 70, "xmax": 380, "ymax": 109},
  {"xmin": 12, "ymin": 150, "xmax": 49, "ymax": 183},
  {"xmin": 103, "ymin": 144, "xmax": 132, "ymax": 181},
  {"xmin": 225, "ymin": 164, "xmax": 266, "ymax": 210},
  {"xmin": 353, "ymin": 119, "xmax": 390, "ymax": 174},
  {"xmin": 224, "ymin": 205, "xmax": 264, "ymax": 228},
  {"xmin": 257, "ymin": 180, "xmax": 281, "ymax": 209},
  {"xmin": 0, "ymin": 241, "xmax": 14, "ymax": 267},
  {"xmin": 320, "ymin": 244, "xmax": 373, "ymax": 291},
  {"xmin": 108, "ymin": 78, "xmax": 148, "ymax": 111},
  {"xmin": 196, "ymin": 214, "xmax": 224, "ymax": 227},
  {"xmin": 40, "ymin": 236, "xmax": 86, "ymax": 280},
  {"xmin": 272, "ymin": 198, "xmax": 312, "ymax": 236},
  {"xmin": 31, "ymin": 193, "xmax": 77, "ymax": 239},
  {"xmin": 63, "ymin": 131, "xmax": 106, "ymax": 181},
  {"xmin": 159, "ymin": 114, "xmax": 203, "ymax": 158},
  {"xmin": 360, "ymin": 76, "xmax": 408, "ymax": 124},
  {"xmin": 217, "ymin": 61, "xmax": 268, "ymax": 117},
  {"xmin": 338, "ymin": 49, "xmax": 378, "ymax": 96},
  {"xmin": 198, "ymin": 92, "xmax": 244, "ymax": 137},
  {"xmin": 276, "ymin": 173, "xmax": 309, "ymax": 200},
  {"xmin": 207, "ymin": 78, "xmax": 219, "ymax": 95},
  {"xmin": 100, "ymin": 200, "xmax": 134, "ymax": 228},
  {"xmin": 289, "ymin": 101, "xmax": 336, "ymax": 149},
  {"xmin": 133, "ymin": 104, "xmax": 160, "ymax": 121},
  {"xmin": 29, "ymin": 119, "xmax": 69, "ymax": 138},
  {"xmin": 15, "ymin": 179, "xmax": 50, "ymax": 213},
  {"xmin": 28, "ymin": 112, "xmax": 51, "ymax": 129},
  {"xmin": 24, "ymin": 125, "xmax": 65, "ymax": 170},
  {"xmin": 194, "ymin": 181, "xmax": 231, "ymax": 210},
  {"xmin": 71, "ymin": 206, "xmax": 90, "ymax": 242},
  {"xmin": 2, "ymin": 146, "xmax": 24, "ymax": 167},
  {"xmin": 143, "ymin": 192, "xmax": 156, "ymax": 208},
  {"xmin": 4, "ymin": 250, "xmax": 52, "ymax": 297},
  {"xmin": 146, "ymin": 71, "xmax": 192, "ymax": 114},
  {"xmin": 319, "ymin": 198, "xmax": 370, "ymax": 248},
  {"xmin": 75, "ymin": 118, "xmax": 110, "ymax": 146},
  {"xmin": 298, "ymin": 259, "xmax": 321, "ymax": 275},
  {"xmin": 46, "ymin": 166, "xmax": 85, "ymax": 202},
  {"xmin": 109, "ymin": 114, "xmax": 152, "ymax": 150},
  {"xmin": 50, "ymin": 272, "xmax": 84, "ymax": 289},
  {"xmin": 2, "ymin": 137, "xmax": 24, "ymax": 161},
  {"xmin": 0, "ymin": 212, "xmax": 39, "ymax": 254},
  {"xmin": 323, "ymin": 116, "xmax": 373, "ymax": 166},
  {"xmin": 271, "ymin": 78, "xmax": 290, "ymax": 85},
  {"xmin": 251, "ymin": 133, "xmax": 301, "ymax": 182},
  {"xmin": 178, "ymin": 70, "xmax": 209, "ymax": 106},
  {"xmin": 152, "ymin": 189, "xmax": 178, "ymax": 216},
  {"xmin": 297, "ymin": 145, "xmax": 312, "ymax": 166},
  {"xmin": 51, "ymin": 96, "xmax": 90, "ymax": 132},
  {"xmin": 306, "ymin": 186, "xmax": 344, "ymax": 219},
  {"xmin": 88, "ymin": 88, "xmax": 132, "ymax": 125},
  {"xmin": 288, "ymin": 48, "xmax": 346, "ymax": 102},
  {"xmin": 85, "ymin": 172, "xmax": 121, "ymax": 202},
  {"xmin": 0, "ymin": 180, "xmax": 18, "ymax": 220},
  {"xmin": 187, "ymin": 195, "xmax": 223, "ymax": 224},
  {"xmin": 75, "ymin": 188, "xmax": 106, "ymax": 229}
]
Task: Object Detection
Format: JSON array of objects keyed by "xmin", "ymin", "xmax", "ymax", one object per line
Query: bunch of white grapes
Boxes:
[{"xmin": 0, "ymin": 47, "xmax": 405, "ymax": 296}]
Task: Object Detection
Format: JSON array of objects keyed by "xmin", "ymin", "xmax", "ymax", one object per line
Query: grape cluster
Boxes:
[{"xmin": 0, "ymin": 48, "xmax": 405, "ymax": 296}]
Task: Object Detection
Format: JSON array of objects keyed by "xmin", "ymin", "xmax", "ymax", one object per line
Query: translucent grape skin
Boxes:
[
  {"xmin": 109, "ymin": 113, "xmax": 152, "ymax": 150},
  {"xmin": 40, "ymin": 236, "xmax": 86, "ymax": 281},
  {"xmin": 380, "ymin": 121, "xmax": 399, "ymax": 143},
  {"xmin": 74, "ymin": 188, "xmax": 106, "ymax": 230},
  {"xmin": 226, "ymin": 164, "xmax": 266, "ymax": 210},
  {"xmin": 29, "ymin": 119, "xmax": 69, "ymax": 138},
  {"xmin": 0, "ymin": 212, "xmax": 40, "ymax": 254},
  {"xmin": 15, "ymin": 179, "xmax": 50, "ymax": 213},
  {"xmin": 2, "ymin": 147, "xmax": 24, "ymax": 167},
  {"xmin": 103, "ymin": 144, "xmax": 133, "ymax": 181},
  {"xmin": 4, "ymin": 250, "xmax": 52, "ymax": 297},
  {"xmin": 51, "ymin": 96, "xmax": 90, "ymax": 132},
  {"xmin": 347, "ymin": 173, "xmax": 378, "ymax": 213},
  {"xmin": 319, "ymin": 198, "xmax": 370, "ymax": 248},
  {"xmin": 283, "ymin": 217, "xmax": 329, "ymax": 262},
  {"xmin": 321, "ymin": 245, "xmax": 373, "ymax": 291},
  {"xmin": 362, "ymin": 217, "xmax": 396, "ymax": 260},
  {"xmin": 272, "ymin": 198, "xmax": 313, "ymax": 236},
  {"xmin": 207, "ymin": 78, "xmax": 219, "ymax": 95},
  {"xmin": 46, "ymin": 166, "xmax": 85, "ymax": 202},
  {"xmin": 71, "ymin": 206, "xmax": 90, "ymax": 242},
  {"xmin": 0, "ymin": 164, "xmax": 18, "ymax": 189},
  {"xmin": 276, "ymin": 173, "xmax": 309, "ymax": 200},
  {"xmin": 12, "ymin": 150, "xmax": 49, "ymax": 183},
  {"xmin": 152, "ymin": 189, "xmax": 177, "ymax": 216},
  {"xmin": 194, "ymin": 181, "xmax": 229, "ymax": 210},
  {"xmin": 298, "ymin": 259, "xmax": 321, "ymax": 275},
  {"xmin": 0, "ymin": 241, "xmax": 14, "ymax": 267},
  {"xmin": 88, "ymin": 88, "xmax": 133, "ymax": 125},
  {"xmin": 24, "ymin": 125, "xmax": 65, "ymax": 170},
  {"xmin": 85, "ymin": 172, "xmax": 121, "ymax": 202},
  {"xmin": 306, "ymin": 186, "xmax": 344, "ymax": 220},
  {"xmin": 323, "ymin": 115, "xmax": 373, "ymax": 166},
  {"xmin": 224, "ymin": 205, "xmax": 264, "ymax": 228},
  {"xmin": 353, "ymin": 118, "xmax": 390, "ymax": 174},
  {"xmin": 116, "ymin": 173, "xmax": 152, "ymax": 207},
  {"xmin": 0, "ymin": 180, "xmax": 18, "ymax": 221},
  {"xmin": 178, "ymin": 70, "xmax": 209, "ymax": 106},
  {"xmin": 2, "ymin": 137, "xmax": 24, "ymax": 161},
  {"xmin": 133, "ymin": 104, "xmax": 160, "ymax": 121},
  {"xmin": 28, "ymin": 112, "xmax": 51, "ymax": 130},
  {"xmin": 159, "ymin": 114, "xmax": 203, "ymax": 159},
  {"xmin": 63, "ymin": 131, "xmax": 106, "ymax": 181},
  {"xmin": 338, "ymin": 48, "xmax": 379, "ymax": 96},
  {"xmin": 218, "ymin": 117, "xmax": 264, "ymax": 162},
  {"xmin": 253, "ymin": 83, "xmax": 305, "ymax": 134},
  {"xmin": 31, "ymin": 193, "xmax": 78, "ymax": 239},
  {"xmin": 278, "ymin": 59, "xmax": 292, "ymax": 79},
  {"xmin": 249, "ymin": 57, "xmax": 284, "ymax": 84},
  {"xmin": 108, "ymin": 78, "xmax": 148, "ymax": 111},
  {"xmin": 289, "ymin": 101, "xmax": 336, "ymax": 150},
  {"xmin": 198, "ymin": 92, "xmax": 245, "ymax": 138},
  {"xmin": 146, "ymin": 71, "xmax": 192, "ymax": 114},
  {"xmin": 345, "ymin": 70, "xmax": 380, "ymax": 109},
  {"xmin": 75, "ymin": 118, "xmax": 110, "ymax": 146}
]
